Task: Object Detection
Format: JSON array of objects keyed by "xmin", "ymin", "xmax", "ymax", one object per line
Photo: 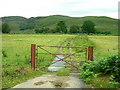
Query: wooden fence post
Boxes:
[
  {"xmin": 31, "ymin": 44, "xmax": 36, "ymax": 70},
  {"xmin": 88, "ymin": 46, "xmax": 93, "ymax": 61}
]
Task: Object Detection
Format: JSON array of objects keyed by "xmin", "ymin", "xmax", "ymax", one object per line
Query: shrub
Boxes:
[
  {"xmin": 80, "ymin": 70, "xmax": 95, "ymax": 83},
  {"xmin": 2, "ymin": 50, "xmax": 7, "ymax": 57},
  {"xmin": 109, "ymin": 81, "xmax": 120, "ymax": 88},
  {"xmin": 80, "ymin": 54, "xmax": 120, "ymax": 83}
]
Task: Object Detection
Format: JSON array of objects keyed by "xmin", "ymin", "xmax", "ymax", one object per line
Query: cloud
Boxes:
[{"xmin": 0, "ymin": 0, "xmax": 119, "ymax": 18}]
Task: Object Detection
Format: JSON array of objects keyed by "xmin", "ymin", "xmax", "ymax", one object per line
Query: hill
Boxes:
[{"xmin": 2, "ymin": 15, "xmax": 118, "ymax": 35}]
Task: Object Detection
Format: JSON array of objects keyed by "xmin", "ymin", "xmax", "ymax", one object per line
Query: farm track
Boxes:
[
  {"xmin": 57, "ymin": 39, "xmax": 80, "ymax": 72},
  {"xmin": 12, "ymin": 74, "xmax": 86, "ymax": 88},
  {"xmin": 57, "ymin": 39, "xmax": 81, "ymax": 73}
]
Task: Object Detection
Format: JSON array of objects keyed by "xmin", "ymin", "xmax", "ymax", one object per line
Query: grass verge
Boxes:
[{"xmin": 56, "ymin": 68, "xmax": 70, "ymax": 76}]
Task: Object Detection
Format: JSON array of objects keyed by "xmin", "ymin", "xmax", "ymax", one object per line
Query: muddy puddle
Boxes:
[{"xmin": 34, "ymin": 80, "xmax": 69, "ymax": 88}]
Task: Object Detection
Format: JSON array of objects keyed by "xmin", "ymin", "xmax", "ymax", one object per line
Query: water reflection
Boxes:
[{"xmin": 48, "ymin": 55, "xmax": 66, "ymax": 71}]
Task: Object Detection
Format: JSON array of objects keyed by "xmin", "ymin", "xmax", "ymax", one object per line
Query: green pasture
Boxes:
[
  {"xmin": 2, "ymin": 34, "xmax": 118, "ymax": 88},
  {"xmin": 89, "ymin": 36, "xmax": 118, "ymax": 60}
]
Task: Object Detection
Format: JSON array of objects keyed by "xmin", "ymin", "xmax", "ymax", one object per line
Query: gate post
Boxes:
[
  {"xmin": 88, "ymin": 46, "xmax": 93, "ymax": 61},
  {"xmin": 31, "ymin": 44, "xmax": 36, "ymax": 70}
]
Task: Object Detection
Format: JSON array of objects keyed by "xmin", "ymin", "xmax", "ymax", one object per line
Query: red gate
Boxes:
[{"xmin": 31, "ymin": 44, "xmax": 93, "ymax": 71}]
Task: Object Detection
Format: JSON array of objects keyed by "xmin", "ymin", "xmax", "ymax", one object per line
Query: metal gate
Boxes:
[{"xmin": 31, "ymin": 44, "xmax": 93, "ymax": 72}]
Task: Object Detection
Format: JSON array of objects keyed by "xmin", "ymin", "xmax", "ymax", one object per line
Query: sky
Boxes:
[{"xmin": 0, "ymin": 0, "xmax": 119, "ymax": 19}]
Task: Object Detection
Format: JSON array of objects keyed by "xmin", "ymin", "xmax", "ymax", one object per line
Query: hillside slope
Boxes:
[{"xmin": 2, "ymin": 15, "xmax": 118, "ymax": 35}]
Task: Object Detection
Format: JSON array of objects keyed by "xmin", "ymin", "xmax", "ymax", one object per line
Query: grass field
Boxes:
[
  {"xmin": 88, "ymin": 36, "xmax": 118, "ymax": 60},
  {"xmin": 2, "ymin": 34, "xmax": 118, "ymax": 88}
]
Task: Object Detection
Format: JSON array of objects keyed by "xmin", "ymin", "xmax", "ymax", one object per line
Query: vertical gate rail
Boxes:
[
  {"xmin": 31, "ymin": 44, "xmax": 36, "ymax": 70},
  {"xmin": 88, "ymin": 46, "xmax": 93, "ymax": 61}
]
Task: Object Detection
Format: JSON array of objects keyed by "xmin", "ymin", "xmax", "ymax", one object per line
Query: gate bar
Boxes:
[{"xmin": 37, "ymin": 45, "xmax": 87, "ymax": 48}]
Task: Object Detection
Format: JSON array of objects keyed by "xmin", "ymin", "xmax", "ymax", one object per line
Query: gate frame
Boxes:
[{"xmin": 31, "ymin": 44, "xmax": 93, "ymax": 70}]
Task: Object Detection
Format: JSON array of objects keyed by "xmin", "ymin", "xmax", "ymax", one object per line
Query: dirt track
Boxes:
[{"xmin": 11, "ymin": 74, "xmax": 86, "ymax": 88}]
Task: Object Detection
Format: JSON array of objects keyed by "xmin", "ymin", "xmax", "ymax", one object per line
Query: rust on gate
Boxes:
[{"xmin": 31, "ymin": 44, "xmax": 94, "ymax": 71}]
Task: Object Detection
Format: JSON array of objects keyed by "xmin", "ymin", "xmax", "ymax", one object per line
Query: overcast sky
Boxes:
[{"xmin": 0, "ymin": 0, "xmax": 119, "ymax": 19}]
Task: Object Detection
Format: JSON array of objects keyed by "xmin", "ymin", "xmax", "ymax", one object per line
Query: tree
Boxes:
[
  {"xmin": 43, "ymin": 27, "xmax": 52, "ymax": 33},
  {"xmin": 56, "ymin": 21, "xmax": 67, "ymax": 33},
  {"xmin": 69, "ymin": 25, "xmax": 80, "ymax": 33},
  {"xmin": 2, "ymin": 23, "xmax": 11, "ymax": 33},
  {"xmin": 81, "ymin": 20, "xmax": 95, "ymax": 34},
  {"xmin": 34, "ymin": 28, "xmax": 40, "ymax": 33},
  {"xmin": 35, "ymin": 27, "xmax": 52, "ymax": 33},
  {"xmin": 34, "ymin": 28, "xmax": 44, "ymax": 33}
]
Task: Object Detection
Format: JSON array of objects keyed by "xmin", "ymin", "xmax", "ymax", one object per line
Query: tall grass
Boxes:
[{"xmin": 89, "ymin": 36, "xmax": 118, "ymax": 60}]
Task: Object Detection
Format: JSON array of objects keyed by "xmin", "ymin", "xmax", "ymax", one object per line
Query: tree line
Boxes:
[
  {"xmin": 34, "ymin": 20, "xmax": 96, "ymax": 34},
  {"xmin": 34, "ymin": 20, "xmax": 111, "ymax": 35},
  {"xmin": 2, "ymin": 20, "xmax": 111, "ymax": 35}
]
